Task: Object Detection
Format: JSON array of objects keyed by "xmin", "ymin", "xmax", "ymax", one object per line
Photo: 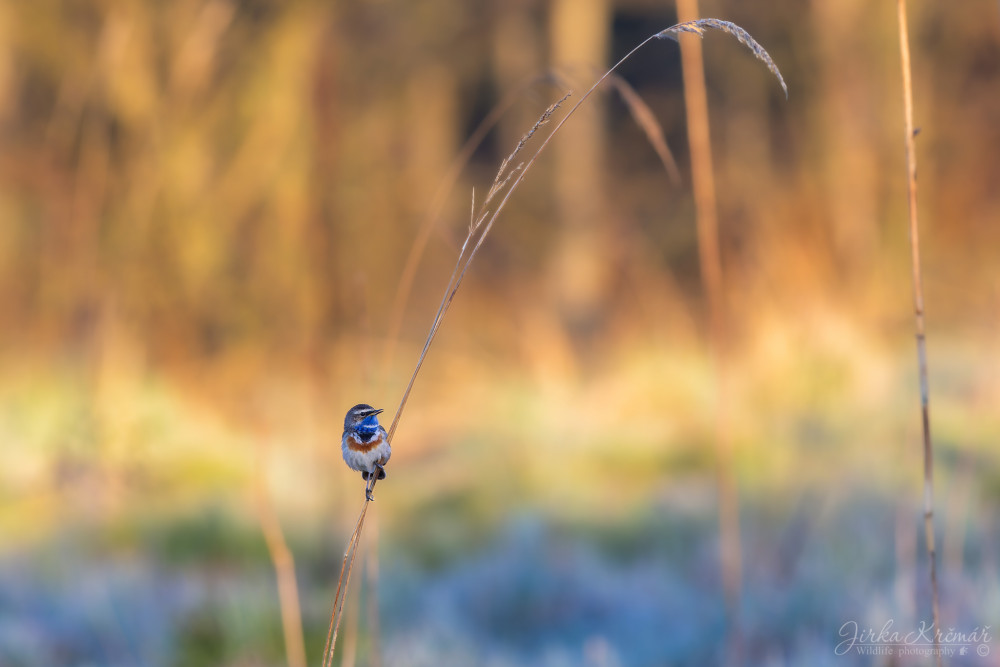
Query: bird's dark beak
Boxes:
[{"xmin": 372, "ymin": 408, "xmax": 384, "ymax": 416}]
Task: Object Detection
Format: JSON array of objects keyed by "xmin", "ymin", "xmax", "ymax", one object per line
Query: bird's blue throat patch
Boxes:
[{"xmin": 357, "ymin": 414, "xmax": 380, "ymax": 439}]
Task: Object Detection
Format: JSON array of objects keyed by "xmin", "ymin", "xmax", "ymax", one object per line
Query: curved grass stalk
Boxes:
[
  {"xmin": 384, "ymin": 19, "xmax": 785, "ymax": 444},
  {"xmin": 322, "ymin": 19, "xmax": 786, "ymax": 664}
]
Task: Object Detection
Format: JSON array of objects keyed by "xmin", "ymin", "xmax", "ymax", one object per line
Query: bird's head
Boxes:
[{"xmin": 345, "ymin": 403, "xmax": 384, "ymax": 438}]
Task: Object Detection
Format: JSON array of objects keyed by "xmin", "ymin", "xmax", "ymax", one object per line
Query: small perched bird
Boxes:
[{"xmin": 341, "ymin": 403, "xmax": 391, "ymax": 500}]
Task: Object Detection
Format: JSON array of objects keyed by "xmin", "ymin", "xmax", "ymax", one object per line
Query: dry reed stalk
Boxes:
[
  {"xmin": 254, "ymin": 447, "xmax": 307, "ymax": 667},
  {"xmin": 895, "ymin": 1, "xmax": 942, "ymax": 663},
  {"xmin": 322, "ymin": 18, "xmax": 786, "ymax": 663},
  {"xmin": 674, "ymin": 2, "xmax": 744, "ymax": 663}
]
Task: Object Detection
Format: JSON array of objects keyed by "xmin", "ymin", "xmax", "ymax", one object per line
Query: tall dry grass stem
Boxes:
[
  {"xmin": 675, "ymin": 2, "xmax": 742, "ymax": 663},
  {"xmin": 896, "ymin": 1, "xmax": 941, "ymax": 663},
  {"xmin": 321, "ymin": 18, "xmax": 786, "ymax": 663}
]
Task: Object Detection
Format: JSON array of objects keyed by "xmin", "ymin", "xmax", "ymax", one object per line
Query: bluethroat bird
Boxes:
[{"xmin": 342, "ymin": 403, "xmax": 391, "ymax": 500}]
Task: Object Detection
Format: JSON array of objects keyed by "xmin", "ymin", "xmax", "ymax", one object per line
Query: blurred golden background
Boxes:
[{"xmin": 1, "ymin": 0, "xmax": 998, "ymax": 665}]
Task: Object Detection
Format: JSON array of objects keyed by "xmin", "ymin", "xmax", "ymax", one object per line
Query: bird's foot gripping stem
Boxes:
[{"xmin": 364, "ymin": 463, "xmax": 386, "ymax": 501}]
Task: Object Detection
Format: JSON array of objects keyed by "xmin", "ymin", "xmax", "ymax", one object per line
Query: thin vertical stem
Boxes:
[
  {"xmin": 675, "ymin": 0, "xmax": 742, "ymax": 663},
  {"xmin": 675, "ymin": 3, "xmax": 723, "ymax": 305},
  {"xmin": 896, "ymin": 1, "xmax": 941, "ymax": 663}
]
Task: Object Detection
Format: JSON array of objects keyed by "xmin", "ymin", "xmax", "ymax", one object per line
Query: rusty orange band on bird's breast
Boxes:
[{"xmin": 346, "ymin": 434, "xmax": 384, "ymax": 453}]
